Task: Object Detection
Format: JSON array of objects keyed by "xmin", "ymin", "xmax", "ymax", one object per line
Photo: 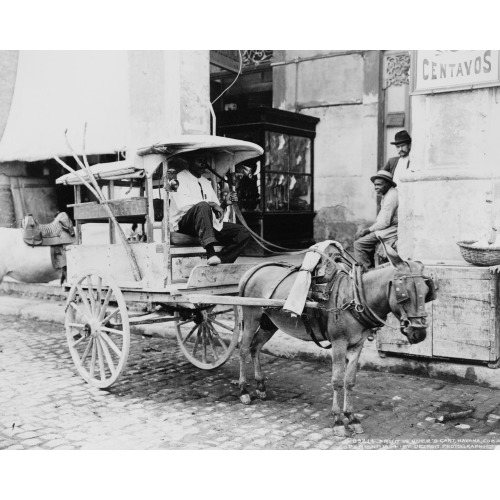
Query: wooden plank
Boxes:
[
  {"xmin": 73, "ymin": 197, "xmax": 148, "ymax": 221},
  {"xmin": 172, "ymin": 256, "xmax": 205, "ymax": 283},
  {"xmin": 431, "ymin": 267, "xmax": 495, "ymax": 361},
  {"xmin": 176, "ymin": 294, "xmax": 319, "ymax": 308},
  {"xmin": 427, "ymin": 265, "xmax": 491, "ymax": 281},
  {"xmin": 108, "ymin": 181, "xmax": 116, "ymax": 244},
  {"xmin": 170, "ymin": 246, "xmax": 223, "ymax": 255},
  {"xmin": 187, "ymin": 263, "xmax": 256, "ymax": 288},
  {"xmin": 434, "ymin": 279, "xmax": 490, "ymax": 294},
  {"xmin": 74, "ymin": 185, "xmax": 82, "ymax": 245}
]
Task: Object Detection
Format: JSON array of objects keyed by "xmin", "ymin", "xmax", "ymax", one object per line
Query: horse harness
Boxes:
[
  {"xmin": 241, "ymin": 257, "xmax": 436, "ymax": 351},
  {"xmin": 301, "ymin": 260, "xmax": 435, "ymax": 347}
]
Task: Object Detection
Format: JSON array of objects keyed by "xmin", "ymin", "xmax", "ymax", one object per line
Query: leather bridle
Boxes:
[{"xmin": 351, "ymin": 262, "xmax": 435, "ymax": 333}]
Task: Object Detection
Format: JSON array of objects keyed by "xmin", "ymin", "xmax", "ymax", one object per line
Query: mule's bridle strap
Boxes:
[{"xmin": 349, "ymin": 264, "xmax": 399, "ymax": 331}]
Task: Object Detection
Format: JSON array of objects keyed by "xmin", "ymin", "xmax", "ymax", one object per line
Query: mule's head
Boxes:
[{"xmin": 383, "ymin": 244, "xmax": 436, "ymax": 345}]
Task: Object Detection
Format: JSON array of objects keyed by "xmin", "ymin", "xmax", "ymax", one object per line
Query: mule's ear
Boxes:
[{"xmin": 377, "ymin": 237, "xmax": 404, "ymax": 268}]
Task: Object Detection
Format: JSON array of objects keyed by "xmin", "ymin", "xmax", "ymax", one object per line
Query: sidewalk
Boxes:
[{"xmin": 2, "ymin": 254, "xmax": 500, "ymax": 390}]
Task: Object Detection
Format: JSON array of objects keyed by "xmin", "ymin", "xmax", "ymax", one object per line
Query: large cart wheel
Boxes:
[
  {"xmin": 175, "ymin": 305, "xmax": 239, "ymax": 370},
  {"xmin": 65, "ymin": 270, "xmax": 130, "ymax": 388}
]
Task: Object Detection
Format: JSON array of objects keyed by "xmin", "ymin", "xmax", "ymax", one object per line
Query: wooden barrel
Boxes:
[{"xmin": 0, "ymin": 175, "xmax": 15, "ymax": 227}]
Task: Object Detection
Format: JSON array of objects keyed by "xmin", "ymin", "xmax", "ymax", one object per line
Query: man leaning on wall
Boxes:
[{"xmin": 383, "ymin": 130, "xmax": 411, "ymax": 187}]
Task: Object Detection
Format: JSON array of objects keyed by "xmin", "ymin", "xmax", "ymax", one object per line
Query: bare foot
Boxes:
[{"xmin": 207, "ymin": 255, "xmax": 221, "ymax": 266}]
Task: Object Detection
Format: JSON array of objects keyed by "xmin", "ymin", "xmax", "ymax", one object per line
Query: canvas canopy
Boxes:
[
  {"xmin": 0, "ymin": 51, "xmax": 129, "ymax": 162},
  {"xmin": 55, "ymin": 135, "xmax": 264, "ymax": 185}
]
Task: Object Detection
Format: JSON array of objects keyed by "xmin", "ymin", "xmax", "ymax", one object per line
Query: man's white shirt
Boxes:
[
  {"xmin": 170, "ymin": 169, "xmax": 223, "ymax": 232},
  {"xmin": 392, "ymin": 156, "xmax": 409, "ymax": 187}
]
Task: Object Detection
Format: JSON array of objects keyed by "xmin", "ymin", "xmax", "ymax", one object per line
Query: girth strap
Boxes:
[{"xmin": 302, "ymin": 310, "xmax": 332, "ymax": 350}]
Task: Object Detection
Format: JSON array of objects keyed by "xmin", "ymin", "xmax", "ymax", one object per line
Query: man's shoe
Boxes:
[{"xmin": 207, "ymin": 256, "xmax": 221, "ymax": 266}]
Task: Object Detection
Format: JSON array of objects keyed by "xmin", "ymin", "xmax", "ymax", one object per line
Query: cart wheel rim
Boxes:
[
  {"xmin": 175, "ymin": 305, "xmax": 239, "ymax": 370},
  {"xmin": 65, "ymin": 270, "xmax": 130, "ymax": 388}
]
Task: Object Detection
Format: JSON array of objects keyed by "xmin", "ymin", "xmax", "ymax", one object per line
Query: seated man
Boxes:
[
  {"xmin": 354, "ymin": 170, "xmax": 398, "ymax": 270},
  {"xmin": 170, "ymin": 153, "xmax": 251, "ymax": 266}
]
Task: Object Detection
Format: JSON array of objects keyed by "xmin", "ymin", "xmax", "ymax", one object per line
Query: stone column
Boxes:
[
  {"xmin": 127, "ymin": 50, "xmax": 210, "ymax": 150},
  {"xmin": 399, "ymin": 85, "xmax": 500, "ymax": 262}
]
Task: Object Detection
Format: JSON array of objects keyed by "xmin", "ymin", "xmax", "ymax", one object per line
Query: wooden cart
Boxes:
[{"xmin": 56, "ymin": 135, "xmax": 275, "ymax": 388}]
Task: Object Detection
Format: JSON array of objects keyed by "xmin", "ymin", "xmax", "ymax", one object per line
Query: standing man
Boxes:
[
  {"xmin": 354, "ymin": 171, "xmax": 398, "ymax": 270},
  {"xmin": 170, "ymin": 153, "xmax": 251, "ymax": 266},
  {"xmin": 383, "ymin": 130, "xmax": 411, "ymax": 186}
]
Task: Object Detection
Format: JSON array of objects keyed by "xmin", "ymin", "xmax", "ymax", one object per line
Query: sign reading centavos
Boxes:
[{"xmin": 411, "ymin": 50, "xmax": 500, "ymax": 94}]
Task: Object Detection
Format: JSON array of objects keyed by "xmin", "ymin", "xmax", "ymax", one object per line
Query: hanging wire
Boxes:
[{"xmin": 211, "ymin": 50, "xmax": 243, "ymax": 105}]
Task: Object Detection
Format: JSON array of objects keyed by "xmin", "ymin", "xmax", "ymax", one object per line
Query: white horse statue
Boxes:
[
  {"xmin": 0, "ymin": 227, "xmax": 63, "ymax": 284},
  {"xmin": 0, "ymin": 212, "xmax": 75, "ymax": 284}
]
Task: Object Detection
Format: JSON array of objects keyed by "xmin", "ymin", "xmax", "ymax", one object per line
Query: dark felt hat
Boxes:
[
  {"xmin": 370, "ymin": 170, "xmax": 397, "ymax": 187},
  {"xmin": 391, "ymin": 130, "xmax": 412, "ymax": 145}
]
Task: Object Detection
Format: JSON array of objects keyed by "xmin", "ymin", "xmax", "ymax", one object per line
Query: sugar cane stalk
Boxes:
[{"xmin": 60, "ymin": 128, "xmax": 142, "ymax": 281}]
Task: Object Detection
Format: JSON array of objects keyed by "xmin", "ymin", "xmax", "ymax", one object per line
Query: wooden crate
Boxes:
[{"xmin": 377, "ymin": 265, "xmax": 500, "ymax": 365}]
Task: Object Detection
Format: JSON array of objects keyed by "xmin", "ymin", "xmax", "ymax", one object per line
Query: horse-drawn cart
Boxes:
[
  {"xmin": 56, "ymin": 135, "xmax": 271, "ymax": 388},
  {"xmin": 53, "ymin": 133, "xmax": 437, "ymax": 436}
]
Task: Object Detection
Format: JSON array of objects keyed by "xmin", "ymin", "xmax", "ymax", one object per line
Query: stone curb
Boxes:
[{"xmin": 1, "ymin": 293, "xmax": 500, "ymax": 390}]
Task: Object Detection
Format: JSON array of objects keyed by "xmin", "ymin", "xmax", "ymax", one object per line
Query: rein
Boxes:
[{"xmin": 205, "ymin": 164, "xmax": 357, "ymax": 266}]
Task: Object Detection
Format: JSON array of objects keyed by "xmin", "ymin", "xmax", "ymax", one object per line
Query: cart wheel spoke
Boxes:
[
  {"xmin": 100, "ymin": 326, "xmax": 125, "ymax": 336},
  {"xmin": 66, "ymin": 270, "xmax": 130, "ymax": 389},
  {"xmin": 174, "ymin": 306, "xmax": 239, "ymax": 370},
  {"xmin": 207, "ymin": 322, "xmax": 228, "ymax": 352},
  {"xmin": 98, "ymin": 288, "xmax": 113, "ymax": 321},
  {"xmin": 76, "ymin": 284, "xmax": 93, "ymax": 319},
  {"xmin": 201, "ymin": 326, "xmax": 207, "ymax": 364},
  {"xmin": 97, "ymin": 335, "xmax": 116, "ymax": 376},
  {"xmin": 102, "ymin": 307, "xmax": 121, "ymax": 325},
  {"xmin": 210, "ymin": 318, "xmax": 234, "ymax": 332},
  {"xmin": 80, "ymin": 337, "xmax": 93, "ymax": 366},
  {"xmin": 68, "ymin": 321, "xmax": 86, "ymax": 329},
  {"xmin": 89, "ymin": 341, "xmax": 97, "ymax": 378},
  {"xmin": 206, "ymin": 328, "xmax": 219, "ymax": 360},
  {"xmin": 192, "ymin": 326, "xmax": 202, "ymax": 358},
  {"xmin": 99, "ymin": 330, "xmax": 123, "ymax": 357},
  {"xmin": 68, "ymin": 300, "xmax": 90, "ymax": 322},
  {"xmin": 95, "ymin": 338, "xmax": 107, "ymax": 381},
  {"xmin": 180, "ymin": 324, "xmax": 198, "ymax": 345},
  {"xmin": 86, "ymin": 274, "xmax": 97, "ymax": 314},
  {"xmin": 71, "ymin": 334, "xmax": 88, "ymax": 349}
]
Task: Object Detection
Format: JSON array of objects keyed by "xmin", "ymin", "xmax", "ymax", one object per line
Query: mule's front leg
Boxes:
[
  {"xmin": 250, "ymin": 315, "xmax": 277, "ymax": 400},
  {"xmin": 343, "ymin": 339, "xmax": 366, "ymax": 434},
  {"xmin": 331, "ymin": 338, "xmax": 351, "ymax": 437}
]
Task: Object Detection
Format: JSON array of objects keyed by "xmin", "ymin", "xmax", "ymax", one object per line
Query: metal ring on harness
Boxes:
[{"xmin": 355, "ymin": 303, "xmax": 364, "ymax": 313}]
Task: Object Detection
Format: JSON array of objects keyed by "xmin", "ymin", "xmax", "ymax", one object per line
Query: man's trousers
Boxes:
[
  {"xmin": 177, "ymin": 201, "xmax": 251, "ymax": 263},
  {"xmin": 353, "ymin": 232, "xmax": 380, "ymax": 269}
]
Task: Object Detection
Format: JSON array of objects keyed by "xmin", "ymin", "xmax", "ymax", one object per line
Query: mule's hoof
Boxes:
[
  {"xmin": 255, "ymin": 390, "xmax": 267, "ymax": 400},
  {"xmin": 348, "ymin": 423, "xmax": 364, "ymax": 434},
  {"xmin": 333, "ymin": 424, "xmax": 352, "ymax": 438},
  {"xmin": 240, "ymin": 393, "xmax": 252, "ymax": 405}
]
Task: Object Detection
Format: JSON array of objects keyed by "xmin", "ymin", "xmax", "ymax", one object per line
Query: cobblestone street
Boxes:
[{"xmin": 2, "ymin": 315, "xmax": 500, "ymax": 450}]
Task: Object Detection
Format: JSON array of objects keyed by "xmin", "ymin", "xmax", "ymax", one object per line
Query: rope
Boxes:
[{"xmin": 204, "ymin": 163, "xmax": 359, "ymax": 269}]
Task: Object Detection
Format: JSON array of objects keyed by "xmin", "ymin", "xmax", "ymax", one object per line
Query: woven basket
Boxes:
[{"xmin": 457, "ymin": 240, "xmax": 500, "ymax": 266}]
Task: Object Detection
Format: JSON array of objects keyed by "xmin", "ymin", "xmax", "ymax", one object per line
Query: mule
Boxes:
[
  {"xmin": 237, "ymin": 243, "xmax": 435, "ymax": 437},
  {"xmin": 0, "ymin": 227, "xmax": 63, "ymax": 284}
]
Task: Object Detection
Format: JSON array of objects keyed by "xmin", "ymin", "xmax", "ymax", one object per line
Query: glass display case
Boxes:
[{"xmin": 217, "ymin": 108, "xmax": 319, "ymax": 255}]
